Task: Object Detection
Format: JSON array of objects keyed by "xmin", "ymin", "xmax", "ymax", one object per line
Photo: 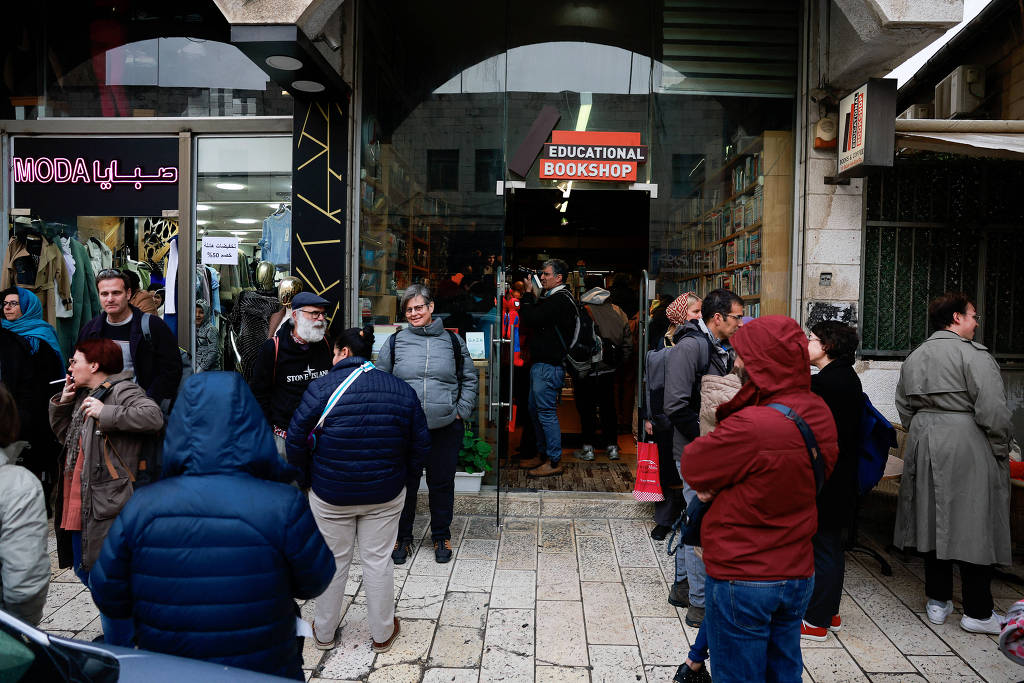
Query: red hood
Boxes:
[{"xmin": 718, "ymin": 315, "xmax": 810, "ymax": 421}]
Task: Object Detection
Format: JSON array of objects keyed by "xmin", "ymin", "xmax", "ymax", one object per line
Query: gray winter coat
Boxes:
[
  {"xmin": 0, "ymin": 445, "xmax": 49, "ymax": 625},
  {"xmin": 893, "ymin": 330, "xmax": 1013, "ymax": 566},
  {"xmin": 580, "ymin": 287, "xmax": 633, "ymax": 373},
  {"xmin": 376, "ymin": 318, "xmax": 479, "ymax": 430},
  {"xmin": 664, "ymin": 319, "xmax": 732, "ymax": 456}
]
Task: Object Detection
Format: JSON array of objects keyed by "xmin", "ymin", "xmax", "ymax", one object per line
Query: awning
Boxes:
[{"xmin": 894, "ymin": 120, "xmax": 1024, "ymax": 160}]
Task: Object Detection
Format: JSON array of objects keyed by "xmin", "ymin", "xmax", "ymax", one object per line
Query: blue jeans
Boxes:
[
  {"xmin": 71, "ymin": 532, "xmax": 135, "ymax": 646},
  {"xmin": 674, "ymin": 479, "xmax": 705, "ymax": 608},
  {"xmin": 528, "ymin": 363, "xmax": 564, "ymax": 465},
  {"xmin": 688, "ymin": 621, "xmax": 709, "ymax": 663},
  {"xmin": 705, "ymin": 575, "xmax": 813, "ymax": 683}
]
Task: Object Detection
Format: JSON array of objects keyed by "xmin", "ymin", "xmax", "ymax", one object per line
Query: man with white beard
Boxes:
[{"xmin": 250, "ymin": 292, "xmax": 335, "ymax": 459}]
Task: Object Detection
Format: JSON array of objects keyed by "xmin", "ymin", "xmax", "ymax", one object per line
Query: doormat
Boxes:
[{"xmin": 499, "ymin": 461, "xmax": 634, "ymax": 493}]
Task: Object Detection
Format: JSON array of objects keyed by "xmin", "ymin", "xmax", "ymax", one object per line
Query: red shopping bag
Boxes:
[{"xmin": 633, "ymin": 437, "xmax": 664, "ymax": 502}]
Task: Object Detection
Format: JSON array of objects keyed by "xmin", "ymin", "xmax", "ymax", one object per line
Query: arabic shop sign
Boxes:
[
  {"xmin": 539, "ymin": 131, "xmax": 647, "ymax": 182},
  {"xmin": 12, "ymin": 137, "xmax": 179, "ymax": 216}
]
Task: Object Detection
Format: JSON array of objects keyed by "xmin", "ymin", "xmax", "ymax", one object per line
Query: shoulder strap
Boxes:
[
  {"xmin": 388, "ymin": 331, "xmax": 398, "ymax": 365},
  {"xmin": 767, "ymin": 403, "xmax": 825, "ymax": 495},
  {"xmin": 448, "ymin": 330, "xmax": 464, "ymax": 402},
  {"xmin": 315, "ymin": 361, "xmax": 375, "ymax": 430},
  {"xmin": 141, "ymin": 312, "xmax": 152, "ymax": 346},
  {"xmin": 272, "ymin": 335, "xmax": 281, "ymax": 384}
]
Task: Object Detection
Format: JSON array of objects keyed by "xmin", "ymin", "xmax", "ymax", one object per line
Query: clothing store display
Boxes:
[
  {"xmin": 86, "ymin": 238, "xmax": 113, "ymax": 274},
  {"xmin": 3, "ymin": 230, "xmax": 72, "ymax": 327},
  {"xmin": 206, "ymin": 266, "xmax": 222, "ymax": 314},
  {"xmin": 56, "ymin": 239, "xmax": 102, "ymax": 359},
  {"xmin": 228, "ymin": 290, "xmax": 284, "ymax": 380},
  {"xmin": 261, "ymin": 205, "xmax": 291, "ymax": 266}
]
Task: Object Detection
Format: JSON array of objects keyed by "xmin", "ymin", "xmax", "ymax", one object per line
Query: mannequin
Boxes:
[{"xmin": 268, "ymin": 276, "xmax": 304, "ymax": 337}]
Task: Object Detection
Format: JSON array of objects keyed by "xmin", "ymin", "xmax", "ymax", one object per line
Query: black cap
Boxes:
[{"xmin": 291, "ymin": 292, "xmax": 330, "ymax": 309}]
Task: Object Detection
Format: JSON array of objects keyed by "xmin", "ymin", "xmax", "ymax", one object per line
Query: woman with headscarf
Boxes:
[
  {"xmin": 194, "ymin": 299, "xmax": 221, "ymax": 372},
  {"xmin": 2, "ymin": 286, "xmax": 66, "ymax": 499}
]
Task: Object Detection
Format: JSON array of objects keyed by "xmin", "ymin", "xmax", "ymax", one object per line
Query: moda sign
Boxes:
[
  {"xmin": 12, "ymin": 137, "xmax": 179, "ymax": 216},
  {"xmin": 539, "ymin": 131, "xmax": 647, "ymax": 182}
]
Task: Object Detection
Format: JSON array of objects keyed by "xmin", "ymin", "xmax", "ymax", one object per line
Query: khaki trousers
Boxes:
[{"xmin": 308, "ymin": 488, "xmax": 405, "ymax": 643}]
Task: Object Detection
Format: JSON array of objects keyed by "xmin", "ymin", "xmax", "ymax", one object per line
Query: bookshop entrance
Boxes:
[{"xmin": 497, "ymin": 187, "xmax": 650, "ymax": 494}]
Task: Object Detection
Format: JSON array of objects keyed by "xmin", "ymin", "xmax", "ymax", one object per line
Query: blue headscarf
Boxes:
[{"xmin": 1, "ymin": 287, "xmax": 65, "ymax": 366}]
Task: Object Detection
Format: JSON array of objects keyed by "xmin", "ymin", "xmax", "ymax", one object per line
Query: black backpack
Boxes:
[
  {"xmin": 140, "ymin": 312, "xmax": 192, "ymax": 414},
  {"xmin": 387, "ymin": 329, "xmax": 464, "ymax": 401}
]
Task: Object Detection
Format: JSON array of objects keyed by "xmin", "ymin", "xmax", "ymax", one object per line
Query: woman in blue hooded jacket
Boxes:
[{"xmin": 89, "ymin": 371, "xmax": 335, "ymax": 680}]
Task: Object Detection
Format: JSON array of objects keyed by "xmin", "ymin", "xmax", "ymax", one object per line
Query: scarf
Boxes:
[
  {"xmin": 61, "ymin": 384, "xmax": 106, "ymax": 477},
  {"xmin": 665, "ymin": 292, "xmax": 697, "ymax": 326},
  {"xmin": 2, "ymin": 287, "xmax": 65, "ymax": 366}
]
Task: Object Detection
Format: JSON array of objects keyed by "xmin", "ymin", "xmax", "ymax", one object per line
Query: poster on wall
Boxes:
[
  {"xmin": 201, "ymin": 236, "xmax": 239, "ymax": 265},
  {"xmin": 11, "ymin": 137, "xmax": 179, "ymax": 216}
]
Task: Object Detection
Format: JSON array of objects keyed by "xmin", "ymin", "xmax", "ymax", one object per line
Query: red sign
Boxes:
[{"xmin": 539, "ymin": 131, "xmax": 647, "ymax": 182}]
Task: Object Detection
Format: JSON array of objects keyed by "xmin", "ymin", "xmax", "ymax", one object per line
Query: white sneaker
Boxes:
[
  {"xmin": 575, "ymin": 445, "xmax": 595, "ymax": 461},
  {"xmin": 607, "ymin": 445, "xmax": 620, "ymax": 460},
  {"xmin": 960, "ymin": 612, "xmax": 1002, "ymax": 635},
  {"xmin": 926, "ymin": 599, "xmax": 954, "ymax": 625}
]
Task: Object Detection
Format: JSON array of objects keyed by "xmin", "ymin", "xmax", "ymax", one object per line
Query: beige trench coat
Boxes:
[
  {"xmin": 893, "ymin": 331, "xmax": 1012, "ymax": 566},
  {"xmin": 49, "ymin": 372, "xmax": 164, "ymax": 571}
]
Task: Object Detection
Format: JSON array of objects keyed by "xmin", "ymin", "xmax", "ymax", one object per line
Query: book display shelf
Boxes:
[
  {"xmin": 674, "ymin": 130, "xmax": 794, "ymax": 317},
  {"xmin": 359, "ymin": 145, "xmax": 447, "ymax": 323}
]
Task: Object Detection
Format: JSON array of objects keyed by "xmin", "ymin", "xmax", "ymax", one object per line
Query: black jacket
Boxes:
[
  {"xmin": 0, "ymin": 327, "xmax": 35, "ymax": 436},
  {"xmin": 77, "ymin": 306, "xmax": 182, "ymax": 406},
  {"xmin": 811, "ymin": 359, "xmax": 864, "ymax": 530},
  {"xmin": 517, "ymin": 287, "xmax": 579, "ymax": 366},
  {"xmin": 249, "ymin": 320, "xmax": 333, "ymax": 431}
]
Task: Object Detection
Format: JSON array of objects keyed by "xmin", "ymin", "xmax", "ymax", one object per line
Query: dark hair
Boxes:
[
  {"xmin": 701, "ymin": 288, "xmax": 743, "ymax": 324},
  {"xmin": 122, "ymin": 269, "xmax": 141, "ymax": 295},
  {"xmin": 929, "ymin": 292, "xmax": 974, "ymax": 331},
  {"xmin": 543, "ymin": 258, "xmax": 570, "ymax": 283},
  {"xmin": 95, "ymin": 268, "xmax": 132, "ymax": 293},
  {"xmin": 0, "ymin": 383, "xmax": 19, "ymax": 447},
  {"xmin": 74, "ymin": 338, "xmax": 124, "ymax": 375},
  {"xmin": 333, "ymin": 325, "xmax": 375, "ymax": 359},
  {"xmin": 810, "ymin": 320, "xmax": 860, "ymax": 363},
  {"xmin": 0, "ymin": 287, "xmax": 17, "ymax": 302},
  {"xmin": 583, "ymin": 274, "xmax": 604, "ymax": 291}
]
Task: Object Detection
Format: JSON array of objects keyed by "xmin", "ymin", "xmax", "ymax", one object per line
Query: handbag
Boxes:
[
  {"xmin": 306, "ymin": 361, "xmax": 374, "ymax": 450},
  {"xmin": 633, "ymin": 435, "xmax": 664, "ymax": 502}
]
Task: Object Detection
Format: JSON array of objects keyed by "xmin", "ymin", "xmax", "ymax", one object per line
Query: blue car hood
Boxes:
[{"xmin": 162, "ymin": 371, "xmax": 297, "ymax": 483}]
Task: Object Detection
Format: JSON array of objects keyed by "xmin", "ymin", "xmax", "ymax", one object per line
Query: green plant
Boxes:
[{"xmin": 458, "ymin": 423, "xmax": 493, "ymax": 474}]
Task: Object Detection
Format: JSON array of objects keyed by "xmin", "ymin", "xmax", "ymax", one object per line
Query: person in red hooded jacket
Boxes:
[{"xmin": 681, "ymin": 315, "xmax": 838, "ymax": 683}]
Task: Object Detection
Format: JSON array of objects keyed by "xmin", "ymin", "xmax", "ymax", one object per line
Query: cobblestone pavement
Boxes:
[{"xmin": 37, "ymin": 496, "xmax": 1024, "ymax": 682}]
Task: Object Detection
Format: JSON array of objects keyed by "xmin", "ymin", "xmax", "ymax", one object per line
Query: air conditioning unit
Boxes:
[
  {"xmin": 898, "ymin": 104, "xmax": 933, "ymax": 120},
  {"xmin": 934, "ymin": 65, "xmax": 984, "ymax": 119}
]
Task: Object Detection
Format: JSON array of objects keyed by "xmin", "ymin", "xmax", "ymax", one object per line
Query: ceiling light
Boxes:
[
  {"xmin": 265, "ymin": 55, "xmax": 303, "ymax": 71},
  {"xmin": 291, "ymin": 80, "xmax": 326, "ymax": 93},
  {"xmin": 575, "ymin": 92, "xmax": 592, "ymax": 132},
  {"xmin": 196, "ymin": 204, "xmax": 211, "ymax": 211},
  {"xmin": 233, "ymin": 218, "xmax": 259, "ymax": 224},
  {"xmin": 199, "ymin": 229, "xmax": 205, "ymax": 234},
  {"xmin": 230, "ymin": 231, "xmax": 248, "ymax": 236},
  {"xmin": 267, "ymin": 203, "xmax": 282, "ymax": 210},
  {"xmin": 216, "ymin": 182, "xmax": 246, "ymax": 191},
  {"xmin": 196, "ymin": 219, "xmax": 209, "ymax": 226}
]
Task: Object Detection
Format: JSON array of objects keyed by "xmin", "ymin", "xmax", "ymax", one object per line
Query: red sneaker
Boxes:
[
  {"xmin": 829, "ymin": 615, "xmax": 842, "ymax": 632},
  {"xmin": 800, "ymin": 620, "xmax": 829, "ymax": 641}
]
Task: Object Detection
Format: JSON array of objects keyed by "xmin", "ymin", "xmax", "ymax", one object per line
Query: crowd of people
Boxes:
[{"xmin": 0, "ymin": 259, "xmax": 1017, "ymax": 681}]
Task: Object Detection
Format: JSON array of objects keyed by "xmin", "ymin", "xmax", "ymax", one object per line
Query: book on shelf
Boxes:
[
  {"xmin": 744, "ymin": 301, "xmax": 761, "ymax": 318},
  {"xmin": 732, "ymin": 152, "xmax": 763, "ymax": 193}
]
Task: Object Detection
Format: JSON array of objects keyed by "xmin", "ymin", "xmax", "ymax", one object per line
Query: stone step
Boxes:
[{"xmin": 413, "ymin": 490, "xmax": 654, "ymax": 520}]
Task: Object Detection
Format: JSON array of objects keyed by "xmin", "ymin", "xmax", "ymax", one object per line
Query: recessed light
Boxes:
[
  {"xmin": 291, "ymin": 80, "xmax": 326, "ymax": 93},
  {"xmin": 216, "ymin": 182, "xmax": 246, "ymax": 191},
  {"xmin": 199, "ymin": 229, "xmax": 205, "ymax": 234},
  {"xmin": 233, "ymin": 218, "xmax": 259, "ymax": 224},
  {"xmin": 196, "ymin": 219, "xmax": 208, "ymax": 225},
  {"xmin": 267, "ymin": 203, "xmax": 282, "ymax": 210},
  {"xmin": 196, "ymin": 204, "xmax": 211, "ymax": 211},
  {"xmin": 266, "ymin": 55, "xmax": 303, "ymax": 71},
  {"xmin": 230, "ymin": 231, "xmax": 247, "ymax": 236}
]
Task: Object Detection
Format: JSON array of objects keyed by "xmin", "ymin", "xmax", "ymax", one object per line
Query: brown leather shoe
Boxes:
[
  {"xmin": 372, "ymin": 617, "xmax": 400, "ymax": 653},
  {"xmin": 518, "ymin": 456, "xmax": 543, "ymax": 469},
  {"xmin": 527, "ymin": 461, "xmax": 564, "ymax": 477}
]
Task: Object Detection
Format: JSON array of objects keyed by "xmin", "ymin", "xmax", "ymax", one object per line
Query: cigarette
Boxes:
[{"xmin": 50, "ymin": 378, "xmax": 68, "ymax": 384}]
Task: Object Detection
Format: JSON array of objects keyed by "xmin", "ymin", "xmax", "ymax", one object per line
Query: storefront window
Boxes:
[
  {"xmin": 3, "ymin": 2, "xmax": 292, "ymax": 119},
  {"xmin": 194, "ymin": 136, "xmax": 292, "ymax": 374}
]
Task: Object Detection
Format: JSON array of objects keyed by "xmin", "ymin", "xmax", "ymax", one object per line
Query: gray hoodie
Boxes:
[
  {"xmin": 0, "ymin": 445, "xmax": 49, "ymax": 625},
  {"xmin": 376, "ymin": 318, "xmax": 479, "ymax": 429}
]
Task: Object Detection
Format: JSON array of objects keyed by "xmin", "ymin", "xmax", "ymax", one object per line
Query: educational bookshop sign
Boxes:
[
  {"xmin": 837, "ymin": 78, "xmax": 897, "ymax": 177},
  {"xmin": 12, "ymin": 137, "xmax": 179, "ymax": 216},
  {"xmin": 539, "ymin": 131, "xmax": 647, "ymax": 182}
]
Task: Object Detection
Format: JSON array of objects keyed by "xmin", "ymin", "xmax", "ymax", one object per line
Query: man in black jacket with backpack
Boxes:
[{"xmin": 518, "ymin": 259, "xmax": 577, "ymax": 477}]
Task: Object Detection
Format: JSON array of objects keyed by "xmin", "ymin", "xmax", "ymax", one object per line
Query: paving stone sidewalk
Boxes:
[{"xmin": 37, "ymin": 495, "xmax": 1024, "ymax": 682}]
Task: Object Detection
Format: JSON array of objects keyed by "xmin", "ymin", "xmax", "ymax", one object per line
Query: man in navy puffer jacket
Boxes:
[
  {"xmin": 286, "ymin": 326, "xmax": 429, "ymax": 653},
  {"xmin": 89, "ymin": 372, "xmax": 335, "ymax": 680}
]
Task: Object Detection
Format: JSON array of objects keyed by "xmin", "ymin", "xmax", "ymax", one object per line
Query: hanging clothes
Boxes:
[
  {"xmin": 260, "ymin": 205, "xmax": 291, "ymax": 266},
  {"xmin": 206, "ymin": 266, "xmax": 222, "ymax": 315},
  {"xmin": 2, "ymin": 231, "xmax": 72, "ymax": 327},
  {"xmin": 54, "ymin": 237, "xmax": 76, "ymax": 320},
  {"xmin": 86, "ymin": 237, "xmax": 113, "ymax": 274},
  {"xmin": 163, "ymin": 237, "xmax": 179, "ymax": 337}
]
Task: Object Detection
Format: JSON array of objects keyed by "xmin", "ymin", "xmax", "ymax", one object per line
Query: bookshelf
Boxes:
[
  {"xmin": 359, "ymin": 145, "xmax": 443, "ymax": 323},
  {"xmin": 675, "ymin": 131, "xmax": 793, "ymax": 317}
]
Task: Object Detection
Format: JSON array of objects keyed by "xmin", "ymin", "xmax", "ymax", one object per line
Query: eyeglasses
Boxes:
[
  {"xmin": 298, "ymin": 308, "xmax": 327, "ymax": 319},
  {"xmin": 2, "ymin": 300, "xmax": 19, "ymax": 309},
  {"xmin": 967, "ymin": 312, "xmax": 982, "ymax": 322},
  {"xmin": 405, "ymin": 303, "xmax": 429, "ymax": 315},
  {"xmin": 807, "ymin": 334, "xmax": 821, "ymax": 343},
  {"xmin": 723, "ymin": 313, "xmax": 743, "ymax": 321}
]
